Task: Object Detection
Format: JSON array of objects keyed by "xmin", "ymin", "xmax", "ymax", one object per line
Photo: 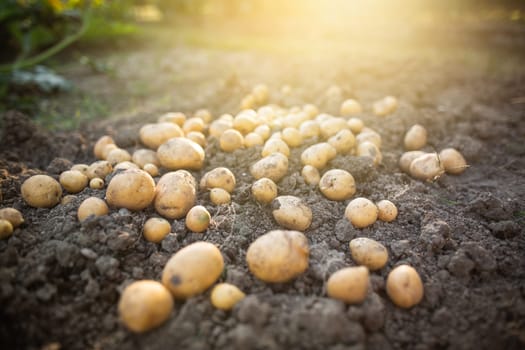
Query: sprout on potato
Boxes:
[
  {"xmin": 210, "ymin": 283, "xmax": 246, "ymax": 311},
  {"xmin": 77, "ymin": 197, "xmax": 109, "ymax": 222},
  {"xmin": 345, "ymin": 197, "xmax": 378, "ymax": 228},
  {"xmin": 326, "ymin": 266, "xmax": 369, "ymax": 304},
  {"xmin": 319, "ymin": 169, "xmax": 356, "ymax": 201},
  {"xmin": 106, "ymin": 169, "xmax": 156, "ymax": 211},
  {"xmin": 386, "ymin": 265, "xmax": 424, "ymax": 308},
  {"xmin": 251, "ymin": 177, "xmax": 278, "ymax": 204},
  {"xmin": 272, "ymin": 195, "xmax": 312, "ymax": 231},
  {"xmin": 21, "ymin": 175, "xmax": 62, "ymax": 208},
  {"xmin": 143, "ymin": 217, "xmax": 171, "ymax": 243},
  {"xmin": 157, "ymin": 137, "xmax": 205, "ymax": 171}
]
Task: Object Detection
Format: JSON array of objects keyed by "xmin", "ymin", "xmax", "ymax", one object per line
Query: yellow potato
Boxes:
[
  {"xmin": 186, "ymin": 131, "xmax": 207, "ymax": 148},
  {"xmin": 409, "ymin": 153, "xmax": 444, "ymax": 181},
  {"xmin": 244, "ymin": 132, "xmax": 264, "ymax": 147},
  {"xmin": 61, "ymin": 194, "xmax": 76, "ymax": 205},
  {"xmin": 143, "ymin": 163, "xmax": 159, "ymax": 177},
  {"xmin": 299, "ymin": 120, "xmax": 321, "ymax": 139},
  {"xmin": 0, "ymin": 219, "xmax": 14, "ymax": 240},
  {"xmin": 209, "ymin": 119, "xmax": 232, "ymax": 138},
  {"xmin": 0, "ymin": 208, "xmax": 24, "ymax": 228},
  {"xmin": 328, "ymin": 129, "xmax": 356, "ymax": 154},
  {"xmin": 404, "ymin": 124, "xmax": 427, "ymax": 151},
  {"xmin": 326, "ymin": 266, "xmax": 369, "ymax": 304},
  {"xmin": 87, "ymin": 161, "xmax": 112, "ymax": 180},
  {"xmin": 233, "ymin": 111, "xmax": 257, "ymax": 134},
  {"xmin": 200, "ymin": 167, "xmax": 236, "ymax": 193},
  {"xmin": 21, "ymin": 175, "xmax": 62, "ymax": 208},
  {"xmin": 272, "ymin": 195, "xmax": 312, "ymax": 231},
  {"xmin": 439, "ymin": 148, "xmax": 467, "ymax": 175},
  {"xmin": 118, "ymin": 280, "xmax": 174, "ymax": 333},
  {"xmin": 252, "ymin": 84, "xmax": 269, "ymax": 105},
  {"xmin": 132, "ymin": 149, "xmax": 160, "ymax": 168},
  {"xmin": 210, "ymin": 188, "xmax": 231, "ymax": 205},
  {"xmin": 210, "ymin": 283, "xmax": 246, "ymax": 311},
  {"xmin": 319, "ymin": 169, "xmax": 356, "ymax": 201},
  {"xmin": 246, "ymin": 230, "xmax": 309, "ymax": 283},
  {"xmin": 301, "ymin": 143, "xmax": 337, "ymax": 169},
  {"xmin": 93, "ymin": 135, "xmax": 115, "ymax": 159},
  {"xmin": 219, "ymin": 113, "xmax": 234, "ymax": 121},
  {"xmin": 185, "ymin": 205, "xmax": 211, "ymax": 233},
  {"xmin": 281, "ymin": 128, "xmax": 303, "ymax": 148},
  {"xmin": 254, "ymin": 124, "xmax": 271, "ymax": 140},
  {"xmin": 373, "ymin": 96, "xmax": 398, "ymax": 116},
  {"xmin": 320, "ymin": 117, "xmax": 349, "ymax": 139},
  {"xmin": 220, "ymin": 129, "xmax": 244, "ymax": 152},
  {"xmin": 345, "ymin": 197, "xmax": 378, "ymax": 228},
  {"xmin": 340, "ymin": 99, "xmax": 362, "ymax": 116},
  {"xmin": 262, "ymin": 138, "xmax": 290, "ymax": 158},
  {"xmin": 399, "ymin": 151, "xmax": 426, "ymax": 173},
  {"xmin": 356, "ymin": 129, "xmax": 382, "ymax": 148},
  {"xmin": 194, "ymin": 109, "xmax": 213, "ymax": 124},
  {"xmin": 377, "ymin": 200, "xmax": 398, "ymax": 222},
  {"xmin": 347, "ymin": 117, "xmax": 364, "ymax": 134},
  {"xmin": 101, "ymin": 144, "xmax": 119, "ymax": 160},
  {"xmin": 386, "ymin": 265, "xmax": 424, "ymax": 308},
  {"xmin": 106, "ymin": 169, "xmax": 156, "ymax": 211},
  {"xmin": 158, "ymin": 112, "xmax": 186, "ymax": 126},
  {"xmin": 302, "ymin": 103, "xmax": 319, "ymax": 119},
  {"xmin": 89, "ymin": 178, "xmax": 104, "ymax": 189},
  {"xmin": 143, "ymin": 217, "xmax": 171, "ymax": 243},
  {"xmin": 140, "ymin": 122, "xmax": 184, "ymax": 150},
  {"xmin": 251, "ymin": 177, "xmax": 278, "ymax": 204},
  {"xmin": 106, "ymin": 148, "xmax": 131, "ymax": 166},
  {"xmin": 182, "ymin": 117, "xmax": 206, "ymax": 134},
  {"xmin": 250, "ymin": 153, "xmax": 289, "ymax": 182},
  {"xmin": 162, "ymin": 241, "xmax": 224, "ymax": 299},
  {"xmin": 114, "ymin": 161, "xmax": 139, "ymax": 171},
  {"xmin": 157, "ymin": 137, "xmax": 205, "ymax": 171},
  {"xmin": 77, "ymin": 197, "xmax": 109, "ymax": 222},
  {"xmin": 71, "ymin": 164, "xmax": 89, "ymax": 177},
  {"xmin": 301, "ymin": 165, "xmax": 320, "ymax": 185},
  {"xmin": 59, "ymin": 170, "xmax": 88, "ymax": 193},
  {"xmin": 349, "ymin": 237, "xmax": 388, "ymax": 271},
  {"xmin": 240, "ymin": 94, "xmax": 256, "ymax": 110},
  {"xmin": 155, "ymin": 170, "xmax": 196, "ymax": 219},
  {"xmin": 357, "ymin": 141, "xmax": 382, "ymax": 165},
  {"xmin": 315, "ymin": 113, "xmax": 333, "ymax": 123}
]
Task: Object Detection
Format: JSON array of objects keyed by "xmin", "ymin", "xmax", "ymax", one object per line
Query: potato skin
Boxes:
[
  {"xmin": 0, "ymin": 220, "xmax": 14, "ymax": 240},
  {"xmin": 210, "ymin": 283, "xmax": 246, "ymax": 311},
  {"xmin": 93, "ymin": 135, "xmax": 115, "ymax": 159},
  {"xmin": 200, "ymin": 167, "xmax": 236, "ymax": 193},
  {"xmin": 409, "ymin": 153, "xmax": 444, "ymax": 181},
  {"xmin": 272, "ymin": 196, "xmax": 312, "ymax": 231},
  {"xmin": 60, "ymin": 170, "xmax": 88, "ymax": 193},
  {"xmin": 77, "ymin": 197, "xmax": 109, "ymax": 222},
  {"xmin": 0, "ymin": 208, "xmax": 24, "ymax": 228},
  {"xmin": 377, "ymin": 200, "xmax": 398, "ymax": 222},
  {"xmin": 357, "ymin": 141, "xmax": 382, "ymax": 165},
  {"xmin": 220, "ymin": 129, "xmax": 244, "ymax": 152},
  {"xmin": 155, "ymin": 171, "xmax": 197, "ymax": 219},
  {"xmin": 386, "ymin": 265, "xmax": 424, "ymax": 308},
  {"xmin": 132, "ymin": 149, "xmax": 160, "ymax": 168},
  {"xmin": 106, "ymin": 169, "xmax": 156, "ymax": 211},
  {"xmin": 250, "ymin": 153, "xmax": 289, "ymax": 183},
  {"xmin": 143, "ymin": 217, "xmax": 171, "ymax": 243},
  {"xmin": 326, "ymin": 266, "xmax": 369, "ymax": 304},
  {"xmin": 157, "ymin": 137, "xmax": 205, "ymax": 171},
  {"xmin": 262, "ymin": 138, "xmax": 290, "ymax": 157},
  {"xmin": 139, "ymin": 122, "xmax": 184, "ymax": 150},
  {"xmin": 340, "ymin": 99, "xmax": 362, "ymax": 116},
  {"xmin": 319, "ymin": 169, "xmax": 356, "ymax": 201},
  {"xmin": 251, "ymin": 177, "xmax": 278, "ymax": 204},
  {"xmin": 162, "ymin": 242, "xmax": 224, "ymax": 299},
  {"xmin": 301, "ymin": 165, "xmax": 320, "ymax": 186},
  {"xmin": 21, "ymin": 175, "xmax": 62, "ymax": 208},
  {"xmin": 344, "ymin": 197, "xmax": 378, "ymax": 228},
  {"xmin": 246, "ymin": 230, "xmax": 309, "ymax": 283},
  {"xmin": 349, "ymin": 237, "xmax": 388, "ymax": 271},
  {"xmin": 404, "ymin": 124, "xmax": 427, "ymax": 151},
  {"xmin": 185, "ymin": 205, "xmax": 211, "ymax": 233},
  {"xmin": 301, "ymin": 143, "xmax": 336, "ymax": 169},
  {"xmin": 87, "ymin": 161, "xmax": 112, "ymax": 180},
  {"xmin": 399, "ymin": 151, "xmax": 426, "ymax": 173},
  {"xmin": 439, "ymin": 148, "xmax": 467, "ymax": 175}
]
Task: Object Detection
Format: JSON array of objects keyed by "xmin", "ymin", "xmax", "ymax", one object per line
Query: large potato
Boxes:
[
  {"xmin": 439, "ymin": 148, "xmax": 467, "ymax": 175},
  {"xmin": 77, "ymin": 197, "xmax": 109, "ymax": 222},
  {"xmin": 404, "ymin": 124, "xmax": 427, "ymax": 151},
  {"xmin": 210, "ymin": 283, "xmax": 246, "ymax": 311},
  {"xmin": 0, "ymin": 208, "xmax": 24, "ymax": 228},
  {"xmin": 326, "ymin": 266, "xmax": 369, "ymax": 304},
  {"xmin": 386, "ymin": 265, "xmax": 424, "ymax": 308},
  {"xmin": 272, "ymin": 195, "xmax": 312, "ymax": 231},
  {"xmin": 140, "ymin": 122, "xmax": 184, "ymax": 150},
  {"xmin": 399, "ymin": 151, "xmax": 426, "ymax": 173},
  {"xmin": 250, "ymin": 153, "xmax": 289, "ymax": 183},
  {"xmin": 246, "ymin": 230, "xmax": 309, "ymax": 283},
  {"xmin": 21, "ymin": 175, "xmax": 62, "ymax": 208},
  {"xmin": 349, "ymin": 237, "xmax": 388, "ymax": 271},
  {"xmin": 106, "ymin": 169, "xmax": 156, "ymax": 211},
  {"xmin": 199, "ymin": 167, "xmax": 236, "ymax": 193},
  {"xmin": 155, "ymin": 170, "xmax": 196, "ymax": 219},
  {"xmin": 345, "ymin": 197, "xmax": 378, "ymax": 228},
  {"xmin": 162, "ymin": 242, "xmax": 224, "ymax": 299},
  {"xmin": 409, "ymin": 153, "xmax": 444, "ymax": 181},
  {"xmin": 301, "ymin": 143, "xmax": 337, "ymax": 169},
  {"xmin": 157, "ymin": 137, "xmax": 205, "ymax": 171},
  {"xmin": 319, "ymin": 169, "xmax": 356, "ymax": 201},
  {"xmin": 251, "ymin": 177, "xmax": 278, "ymax": 204},
  {"xmin": 132, "ymin": 149, "xmax": 160, "ymax": 168}
]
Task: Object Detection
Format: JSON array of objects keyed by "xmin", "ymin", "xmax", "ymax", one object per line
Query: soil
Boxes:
[{"xmin": 1, "ymin": 25, "xmax": 525, "ymax": 350}]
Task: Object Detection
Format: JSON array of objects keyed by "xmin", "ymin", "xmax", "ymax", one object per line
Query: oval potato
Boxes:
[
  {"xmin": 78, "ymin": 197, "xmax": 109, "ymax": 222},
  {"xmin": 409, "ymin": 153, "xmax": 444, "ymax": 181},
  {"xmin": 157, "ymin": 137, "xmax": 205, "ymax": 171},
  {"xmin": 0, "ymin": 208, "xmax": 24, "ymax": 228},
  {"xmin": 272, "ymin": 195, "xmax": 312, "ymax": 231},
  {"xmin": 210, "ymin": 283, "xmax": 246, "ymax": 311},
  {"xmin": 345, "ymin": 197, "xmax": 378, "ymax": 228},
  {"xmin": 439, "ymin": 148, "xmax": 467, "ymax": 175},
  {"xmin": 21, "ymin": 175, "xmax": 62, "ymax": 208},
  {"xmin": 106, "ymin": 169, "xmax": 156, "ymax": 211},
  {"xmin": 386, "ymin": 265, "xmax": 424, "ymax": 308},
  {"xmin": 327, "ymin": 266, "xmax": 369, "ymax": 304},
  {"xmin": 319, "ymin": 169, "xmax": 356, "ymax": 201},
  {"xmin": 349, "ymin": 237, "xmax": 388, "ymax": 271},
  {"xmin": 155, "ymin": 170, "xmax": 197, "ymax": 219},
  {"xmin": 250, "ymin": 153, "xmax": 289, "ymax": 183},
  {"xmin": 140, "ymin": 122, "xmax": 184, "ymax": 150}
]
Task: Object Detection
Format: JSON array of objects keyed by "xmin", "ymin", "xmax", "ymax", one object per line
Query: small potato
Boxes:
[
  {"xmin": 157, "ymin": 137, "xmax": 205, "ymax": 171},
  {"xmin": 87, "ymin": 160, "xmax": 112, "ymax": 180},
  {"xmin": 101, "ymin": 144, "xmax": 119, "ymax": 160},
  {"xmin": 301, "ymin": 143, "xmax": 337, "ymax": 169},
  {"xmin": 252, "ymin": 84, "xmax": 269, "ymax": 105},
  {"xmin": 106, "ymin": 169, "xmax": 156, "ymax": 211},
  {"xmin": 281, "ymin": 128, "xmax": 302, "ymax": 148},
  {"xmin": 209, "ymin": 119, "xmax": 232, "ymax": 138},
  {"xmin": 254, "ymin": 124, "xmax": 271, "ymax": 140},
  {"xmin": 404, "ymin": 124, "xmax": 427, "ymax": 151},
  {"xmin": 301, "ymin": 165, "xmax": 320, "ymax": 185},
  {"xmin": 162, "ymin": 241, "xmax": 224, "ymax": 299},
  {"xmin": 93, "ymin": 135, "xmax": 115, "ymax": 159},
  {"xmin": 71, "ymin": 164, "xmax": 89, "ymax": 177},
  {"xmin": 386, "ymin": 265, "xmax": 424, "ymax": 308},
  {"xmin": 399, "ymin": 151, "xmax": 426, "ymax": 173},
  {"xmin": 210, "ymin": 188, "xmax": 231, "ymax": 205},
  {"xmin": 356, "ymin": 129, "xmax": 381, "ymax": 148},
  {"xmin": 246, "ymin": 230, "xmax": 309, "ymax": 283},
  {"xmin": 251, "ymin": 177, "xmax": 278, "ymax": 204},
  {"xmin": 200, "ymin": 167, "xmax": 236, "ymax": 193},
  {"xmin": 118, "ymin": 280, "xmax": 174, "ymax": 333},
  {"xmin": 250, "ymin": 153, "xmax": 289, "ymax": 183},
  {"xmin": 326, "ymin": 266, "xmax": 369, "ymax": 304},
  {"xmin": 240, "ymin": 94, "xmax": 256, "ymax": 110},
  {"xmin": 299, "ymin": 120, "xmax": 320, "ymax": 139},
  {"xmin": 409, "ymin": 153, "xmax": 444, "ymax": 181},
  {"xmin": 302, "ymin": 103, "xmax": 319, "ymax": 119},
  {"xmin": 210, "ymin": 283, "xmax": 246, "ymax": 311},
  {"xmin": 89, "ymin": 178, "xmax": 104, "ymax": 189},
  {"xmin": 347, "ymin": 117, "xmax": 364, "ymax": 134},
  {"xmin": 0, "ymin": 219, "xmax": 14, "ymax": 240},
  {"xmin": 319, "ymin": 169, "xmax": 356, "ymax": 201},
  {"xmin": 21, "ymin": 175, "xmax": 62, "ymax": 208},
  {"xmin": 220, "ymin": 129, "xmax": 244, "ymax": 152},
  {"xmin": 373, "ymin": 96, "xmax": 398, "ymax": 116},
  {"xmin": 194, "ymin": 109, "xmax": 213, "ymax": 124},
  {"xmin": 185, "ymin": 205, "xmax": 211, "ymax": 233},
  {"xmin": 132, "ymin": 149, "xmax": 160, "ymax": 168},
  {"xmin": 219, "ymin": 113, "xmax": 234, "ymax": 121},
  {"xmin": 340, "ymin": 99, "xmax": 362, "ymax": 116},
  {"xmin": 262, "ymin": 138, "xmax": 290, "ymax": 157},
  {"xmin": 439, "ymin": 148, "xmax": 467, "ymax": 175},
  {"xmin": 377, "ymin": 200, "xmax": 398, "ymax": 222},
  {"xmin": 60, "ymin": 170, "xmax": 88, "ymax": 193},
  {"xmin": 158, "ymin": 112, "xmax": 186, "ymax": 126},
  {"xmin": 345, "ymin": 197, "xmax": 378, "ymax": 228},
  {"xmin": 0, "ymin": 208, "xmax": 24, "ymax": 228},
  {"xmin": 244, "ymin": 132, "xmax": 264, "ymax": 147},
  {"xmin": 349, "ymin": 237, "xmax": 388, "ymax": 271},
  {"xmin": 272, "ymin": 195, "xmax": 312, "ymax": 231},
  {"xmin": 186, "ymin": 131, "xmax": 207, "ymax": 148},
  {"xmin": 77, "ymin": 197, "xmax": 109, "ymax": 222},
  {"xmin": 357, "ymin": 141, "xmax": 382, "ymax": 165},
  {"xmin": 182, "ymin": 117, "xmax": 206, "ymax": 134},
  {"xmin": 143, "ymin": 217, "xmax": 171, "ymax": 243},
  {"xmin": 320, "ymin": 117, "xmax": 349, "ymax": 139},
  {"xmin": 233, "ymin": 111, "xmax": 257, "ymax": 134},
  {"xmin": 61, "ymin": 194, "xmax": 76, "ymax": 205},
  {"xmin": 114, "ymin": 161, "xmax": 139, "ymax": 171},
  {"xmin": 107, "ymin": 148, "xmax": 131, "ymax": 165},
  {"xmin": 143, "ymin": 163, "xmax": 159, "ymax": 177},
  {"xmin": 140, "ymin": 122, "xmax": 184, "ymax": 150},
  {"xmin": 155, "ymin": 171, "xmax": 197, "ymax": 219},
  {"xmin": 328, "ymin": 129, "xmax": 356, "ymax": 154}
]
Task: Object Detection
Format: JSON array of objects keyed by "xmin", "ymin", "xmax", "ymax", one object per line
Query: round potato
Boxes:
[
  {"xmin": 301, "ymin": 143, "xmax": 337, "ymax": 169},
  {"xmin": 77, "ymin": 197, "xmax": 109, "ymax": 222},
  {"xmin": 345, "ymin": 197, "xmax": 378, "ymax": 228},
  {"xmin": 439, "ymin": 148, "xmax": 467, "ymax": 175},
  {"xmin": 246, "ymin": 230, "xmax": 309, "ymax": 283},
  {"xmin": 93, "ymin": 135, "xmax": 115, "ymax": 159},
  {"xmin": 162, "ymin": 242, "xmax": 224, "ymax": 299},
  {"xmin": 21, "ymin": 175, "xmax": 62, "ymax": 208},
  {"xmin": 303, "ymin": 103, "xmax": 319, "ymax": 119},
  {"xmin": 0, "ymin": 208, "xmax": 24, "ymax": 228},
  {"xmin": 140, "ymin": 122, "xmax": 184, "ymax": 150},
  {"xmin": 185, "ymin": 205, "xmax": 211, "ymax": 233},
  {"xmin": 301, "ymin": 165, "xmax": 320, "ymax": 185},
  {"xmin": 399, "ymin": 151, "xmax": 426, "ymax": 173},
  {"xmin": 157, "ymin": 137, "xmax": 205, "ymax": 171},
  {"xmin": 251, "ymin": 177, "xmax": 278, "ymax": 204},
  {"xmin": 281, "ymin": 128, "xmax": 302, "ymax": 148},
  {"xmin": 132, "ymin": 149, "xmax": 160, "ymax": 168},
  {"xmin": 326, "ymin": 266, "xmax": 369, "ymax": 304},
  {"xmin": 347, "ymin": 117, "xmax": 364, "ymax": 134},
  {"xmin": 59, "ymin": 170, "xmax": 88, "ymax": 193},
  {"xmin": 340, "ymin": 99, "xmax": 362, "ymax": 116},
  {"xmin": 404, "ymin": 124, "xmax": 427, "ymax": 151},
  {"xmin": 349, "ymin": 237, "xmax": 388, "ymax": 271},
  {"xmin": 299, "ymin": 120, "xmax": 321, "ymax": 139},
  {"xmin": 87, "ymin": 160, "xmax": 112, "ymax": 180},
  {"xmin": 89, "ymin": 178, "xmax": 104, "ymax": 189},
  {"xmin": 377, "ymin": 200, "xmax": 398, "ymax": 222},
  {"xmin": 0, "ymin": 219, "xmax": 14, "ymax": 240},
  {"xmin": 262, "ymin": 138, "xmax": 290, "ymax": 158},
  {"xmin": 233, "ymin": 111, "xmax": 257, "ymax": 134},
  {"xmin": 143, "ymin": 217, "xmax": 171, "ymax": 243},
  {"xmin": 409, "ymin": 153, "xmax": 444, "ymax": 181},
  {"xmin": 373, "ymin": 96, "xmax": 398, "ymax": 116},
  {"xmin": 158, "ymin": 112, "xmax": 186, "ymax": 126},
  {"xmin": 319, "ymin": 169, "xmax": 356, "ymax": 201},
  {"xmin": 155, "ymin": 170, "xmax": 197, "ymax": 219},
  {"xmin": 106, "ymin": 148, "xmax": 131, "ymax": 166},
  {"xmin": 118, "ymin": 280, "xmax": 174, "ymax": 333},
  {"xmin": 183, "ymin": 117, "xmax": 205, "ymax": 134},
  {"xmin": 357, "ymin": 141, "xmax": 382, "ymax": 166},
  {"xmin": 386, "ymin": 265, "xmax": 424, "ymax": 308},
  {"xmin": 328, "ymin": 129, "xmax": 356, "ymax": 155},
  {"xmin": 200, "ymin": 167, "xmax": 236, "ymax": 193},
  {"xmin": 210, "ymin": 283, "xmax": 246, "ymax": 311},
  {"xmin": 143, "ymin": 163, "xmax": 159, "ymax": 177},
  {"xmin": 210, "ymin": 188, "xmax": 231, "ymax": 205},
  {"xmin": 220, "ymin": 129, "xmax": 244, "ymax": 152},
  {"xmin": 209, "ymin": 119, "xmax": 232, "ymax": 138},
  {"xmin": 250, "ymin": 153, "xmax": 289, "ymax": 183},
  {"xmin": 106, "ymin": 169, "xmax": 156, "ymax": 211},
  {"xmin": 272, "ymin": 195, "xmax": 312, "ymax": 231}
]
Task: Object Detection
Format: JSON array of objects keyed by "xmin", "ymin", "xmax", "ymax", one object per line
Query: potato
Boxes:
[
  {"xmin": 87, "ymin": 160, "xmax": 112, "ymax": 180},
  {"xmin": 246, "ymin": 230, "xmax": 309, "ymax": 283},
  {"xmin": 340, "ymin": 99, "xmax": 362, "ymax": 116},
  {"xmin": 114, "ymin": 161, "xmax": 139, "ymax": 171},
  {"xmin": 349, "ymin": 237, "xmax": 388, "ymax": 270},
  {"xmin": 250, "ymin": 153, "xmax": 289, "ymax": 182},
  {"xmin": 281, "ymin": 128, "xmax": 302, "ymax": 148},
  {"xmin": 386, "ymin": 265, "xmax": 424, "ymax": 308},
  {"xmin": 261, "ymin": 138, "xmax": 290, "ymax": 158},
  {"xmin": 89, "ymin": 178, "xmax": 104, "ymax": 189},
  {"xmin": 302, "ymin": 103, "xmax": 319, "ymax": 119},
  {"xmin": 328, "ymin": 129, "xmax": 356, "ymax": 154},
  {"xmin": 399, "ymin": 151, "xmax": 426, "ymax": 173},
  {"xmin": 357, "ymin": 141, "xmax": 382, "ymax": 165},
  {"xmin": 252, "ymin": 84, "xmax": 269, "ymax": 104},
  {"xmin": 194, "ymin": 109, "xmax": 213, "ymax": 124},
  {"xmin": 0, "ymin": 208, "xmax": 24, "ymax": 228},
  {"xmin": 233, "ymin": 111, "xmax": 257, "ymax": 134},
  {"xmin": 118, "ymin": 280, "xmax": 174, "ymax": 333},
  {"xmin": 409, "ymin": 153, "xmax": 444, "ymax": 181},
  {"xmin": 209, "ymin": 119, "xmax": 232, "ymax": 138},
  {"xmin": 301, "ymin": 165, "xmax": 320, "ymax": 185},
  {"xmin": 158, "ymin": 112, "xmax": 186, "ymax": 126},
  {"xmin": 155, "ymin": 170, "xmax": 196, "ymax": 219},
  {"xmin": 439, "ymin": 148, "xmax": 467, "ymax": 175},
  {"xmin": 272, "ymin": 195, "xmax": 312, "ymax": 231},
  {"xmin": 220, "ymin": 129, "xmax": 244, "ymax": 152},
  {"xmin": 345, "ymin": 197, "xmax": 378, "ymax": 228},
  {"xmin": 200, "ymin": 167, "xmax": 236, "ymax": 193},
  {"xmin": 319, "ymin": 169, "xmax": 356, "ymax": 201},
  {"xmin": 143, "ymin": 163, "xmax": 159, "ymax": 177},
  {"xmin": 356, "ymin": 128, "xmax": 381, "ymax": 148},
  {"xmin": 326, "ymin": 266, "xmax": 369, "ymax": 304},
  {"xmin": 132, "ymin": 149, "xmax": 160, "ymax": 168},
  {"xmin": 140, "ymin": 122, "xmax": 184, "ymax": 150},
  {"xmin": 59, "ymin": 170, "xmax": 88, "ymax": 194},
  {"xmin": 0, "ymin": 219, "xmax": 14, "ymax": 240},
  {"xmin": 157, "ymin": 137, "xmax": 205, "ymax": 171},
  {"xmin": 101, "ymin": 144, "xmax": 119, "ymax": 160},
  {"xmin": 185, "ymin": 205, "xmax": 211, "ymax": 233},
  {"xmin": 182, "ymin": 117, "xmax": 205, "ymax": 134},
  {"xmin": 143, "ymin": 217, "xmax": 171, "ymax": 243},
  {"xmin": 404, "ymin": 124, "xmax": 427, "ymax": 151},
  {"xmin": 251, "ymin": 177, "xmax": 278, "ymax": 204},
  {"xmin": 373, "ymin": 96, "xmax": 398, "ymax": 116},
  {"xmin": 301, "ymin": 143, "xmax": 337, "ymax": 169},
  {"xmin": 315, "ymin": 113, "xmax": 333, "ymax": 123},
  {"xmin": 244, "ymin": 132, "xmax": 264, "ymax": 147},
  {"xmin": 377, "ymin": 200, "xmax": 398, "ymax": 222},
  {"xmin": 162, "ymin": 241, "xmax": 224, "ymax": 299},
  {"xmin": 106, "ymin": 169, "xmax": 156, "ymax": 211},
  {"xmin": 210, "ymin": 283, "xmax": 246, "ymax": 311},
  {"xmin": 93, "ymin": 135, "xmax": 115, "ymax": 159},
  {"xmin": 254, "ymin": 124, "xmax": 271, "ymax": 140},
  {"xmin": 71, "ymin": 164, "xmax": 89, "ymax": 177},
  {"xmin": 186, "ymin": 131, "xmax": 207, "ymax": 147},
  {"xmin": 320, "ymin": 117, "xmax": 349, "ymax": 139},
  {"xmin": 299, "ymin": 120, "xmax": 320, "ymax": 139},
  {"xmin": 77, "ymin": 197, "xmax": 109, "ymax": 222},
  {"xmin": 210, "ymin": 188, "xmax": 231, "ymax": 205},
  {"xmin": 347, "ymin": 117, "xmax": 364, "ymax": 134},
  {"xmin": 61, "ymin": 194, "xmax": 76, "ymax": 205},
  {"xmin": 219, "ymin": 113, "xmax": 234, "ymax": 121},
  {"xmin": 21, "ymin": 175, "xmax": 62, "ymax": 208},
  {"xmin": 107, "ymin": 148, "xmax": 131, "ymax": 165}
]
